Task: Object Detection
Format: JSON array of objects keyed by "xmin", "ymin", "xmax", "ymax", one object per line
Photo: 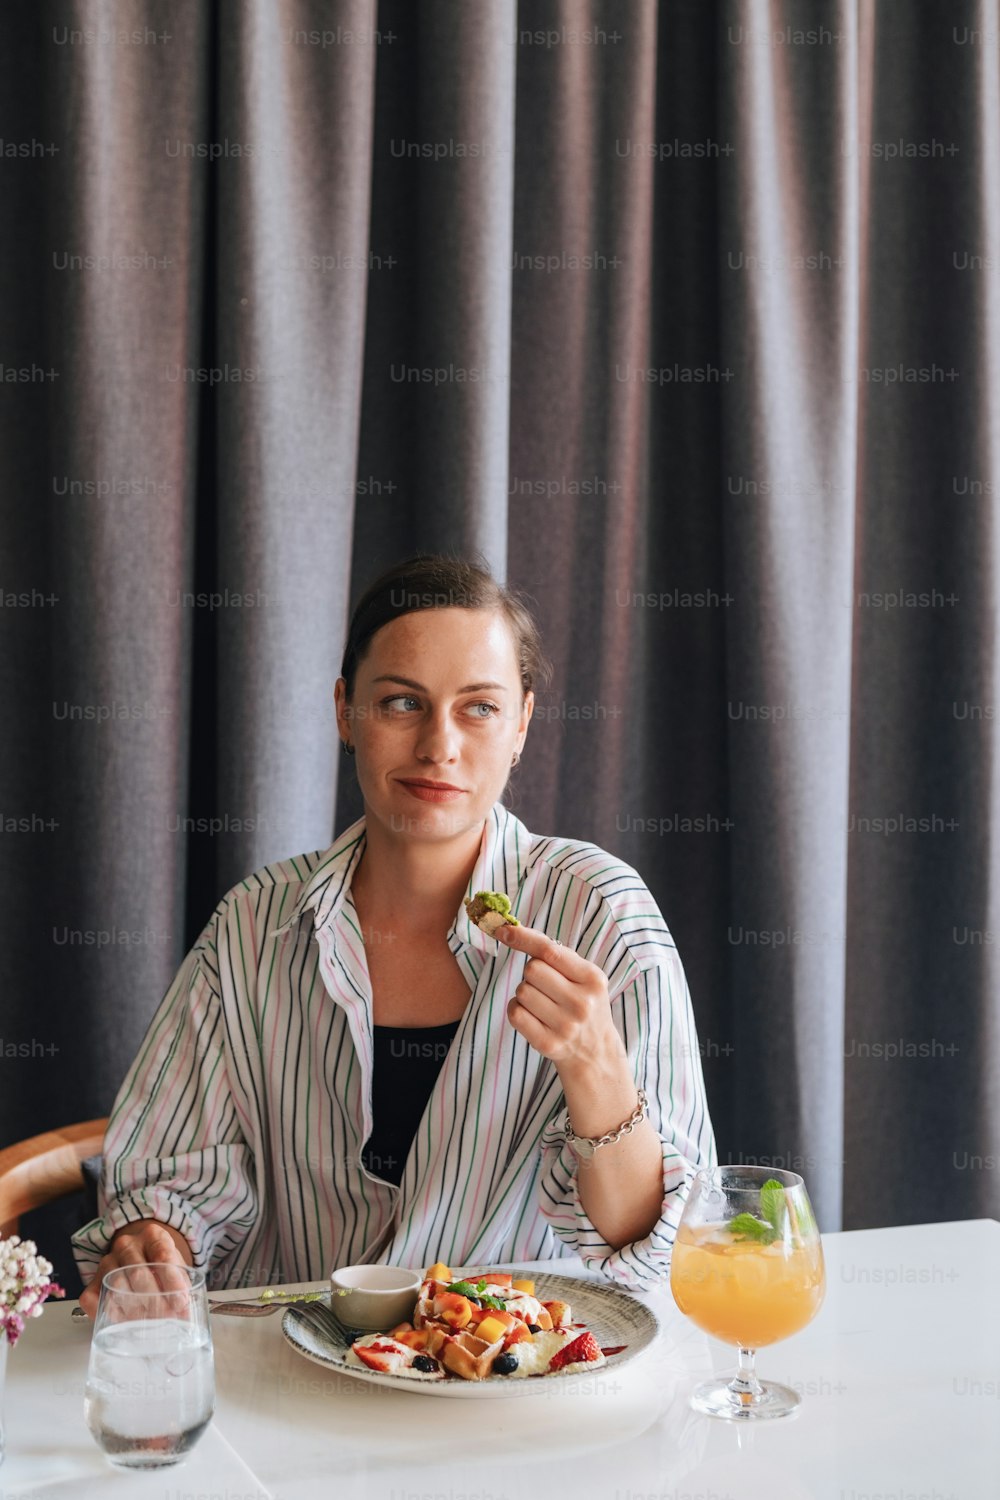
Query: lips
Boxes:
[{"xmin": 397, "ymin": 780, "xmax": 467, "ymax": 802}]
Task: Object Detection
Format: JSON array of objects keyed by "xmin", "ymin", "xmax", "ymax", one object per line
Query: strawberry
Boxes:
[
  {"xmin": 352, "ymin": 1340, "xmax": 405, "ymax": 1372},
  {"xmin": 547, "ymin": 1330, "xmax": 603, "ymax": 1371}
]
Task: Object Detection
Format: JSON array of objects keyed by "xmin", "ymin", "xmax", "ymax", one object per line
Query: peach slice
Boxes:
[
  {"xmin": 395, "ymin": 1328, "xmax": 432, "ymax": 1351},
  {"xmin": 502, "ymin": 1320, "xmax": 533, "ymax": 1349},
  {"xmin": 435, "ymin": 1292, "xmax": 474, "ymax": 1329}
]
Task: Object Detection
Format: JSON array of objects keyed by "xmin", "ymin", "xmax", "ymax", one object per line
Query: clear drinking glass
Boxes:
[
  {"xmin": 670, "ymin": 1165, "xmax": 826, "ymax": 1420},
  {"xmin": 84, "ymin": 1262, "xmax": 215, "ymax": 1468}
]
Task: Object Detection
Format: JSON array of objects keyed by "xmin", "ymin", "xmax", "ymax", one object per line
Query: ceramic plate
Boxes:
[{"xmin": 281, "ymin": 1264, "xmax": 660, "ymax": 1398}]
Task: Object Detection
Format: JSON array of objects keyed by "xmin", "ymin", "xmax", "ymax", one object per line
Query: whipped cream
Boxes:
[
  {"xmin": 346, "ymin": 1335, "xmax": 444, "ymax": 1380},
  {"xmin": 491, "ymin": 1329, "xmax": 606, "ymax": 1379}
]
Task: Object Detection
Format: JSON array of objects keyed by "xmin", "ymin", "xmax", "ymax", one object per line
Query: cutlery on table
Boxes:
[
  {"xmin": 284, "ymin": 1298, "xmax": 367, "ymax": 1343},
  {"xmin": 72, "ymin": 1291, "xmax": 342, "ymax": 1321},
  {"xmin": 209, "ymin": 1293, "xmax": 366, "ymax": 1342}
]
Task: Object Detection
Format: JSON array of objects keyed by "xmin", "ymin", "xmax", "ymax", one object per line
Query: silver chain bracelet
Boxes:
[{"xmin": 565, "ymin": 1088, "xmax": 648, "ymax": 1162}]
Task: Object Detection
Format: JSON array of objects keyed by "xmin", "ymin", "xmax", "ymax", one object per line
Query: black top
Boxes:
[{"xmin": 361, "ymin": 1020, "xmax": 461, "ymax": 1186}]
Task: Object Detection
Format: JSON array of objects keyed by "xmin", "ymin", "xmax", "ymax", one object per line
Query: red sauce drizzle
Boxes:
[{"xmin": 601, "ymin": 1344, "xmax": 627, "ymax": 1356}]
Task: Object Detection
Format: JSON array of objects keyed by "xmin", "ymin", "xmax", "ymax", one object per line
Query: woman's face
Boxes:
[{"xmin": 335, "ymin": 607, "xmax": 534, "ymax": 842}]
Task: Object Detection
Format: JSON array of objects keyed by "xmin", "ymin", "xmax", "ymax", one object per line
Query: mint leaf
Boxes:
[
  {"xmin": 445, "ymin": 1279, "xmax": 480, "ymax": 1298},
  {"xmin": 445, "ymin": 1279, "xmax": 507, "ymax": 1310},
  {"xmin": 728, "ymin": 1212, "xmax": 777, "ymax": 1244},
  {"xmin": 760, "ymin": 1179, "xmax": 787, "ymax": 1238}
]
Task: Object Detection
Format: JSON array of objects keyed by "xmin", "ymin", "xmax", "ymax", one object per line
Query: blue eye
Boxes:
[{"xmin": 379, "ymin": 696, "xmax": 500, "ymax": 718}]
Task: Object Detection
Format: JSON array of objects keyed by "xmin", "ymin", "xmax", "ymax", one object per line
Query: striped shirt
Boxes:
[{"xmin": 72, "ymin": 802, "xmax": 716, "ymax": 1292}]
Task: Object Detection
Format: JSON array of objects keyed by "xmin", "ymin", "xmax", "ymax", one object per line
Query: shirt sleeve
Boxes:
[
  {"xmin": 71, "ymin": 925, "xmax": 258, "ymax": 1288},
  {"xmin": 536, "ymin": 950, "xmax": 717, "ymax": 1290}
]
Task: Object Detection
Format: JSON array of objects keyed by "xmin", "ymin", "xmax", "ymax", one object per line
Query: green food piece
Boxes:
[
  {"xmin": 760, "ymin": 1178, "xmax": 787, "ymax": 1238},
  {"xmin": 259, "ymin": 1288, "xmax": 330, "ymax": 1304},
  {"xmin": 727, "ymin": 1212, "xmax": 778, "ymax": 1244},
  {"xmin": 473, "ymin": 891, "xmax": 520, "ymax": 925},
  {"xmin": 445, "ymin": 1278, "xmax": 507, "ymax": 1310}
]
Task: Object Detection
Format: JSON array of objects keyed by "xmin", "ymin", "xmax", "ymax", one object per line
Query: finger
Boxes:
[
  {"xmin": 508, "ymin": 982, "xmax": 564, "ymax": 1033},
  {"xmin": 110, "ymin": 1234, "xmax": 170, "ymax": 1297},
  {"xmin": 507, "ymin": 998, "xmax": 562, "ymax": 1059},
  {"xmin": 79, "ymin": 1259, "xmax": 112, "ymax": 1319},
  {"xmin": 80, "ymin": 1238, "xmax": 139, "ymax": 1316},
  {"xmin": 520, "ymin": 956, "xmax": 581, "ymax": 1007},
  {"xmin": 495, "ymin": 922, "xmax": 593, "ymax": 981},
  {"xmin": 140, "ymin": 1229, "xmax": 193, "ymax": 1301}
]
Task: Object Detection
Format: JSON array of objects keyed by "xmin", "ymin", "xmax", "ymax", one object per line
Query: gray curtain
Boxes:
[{"xmin": 2, "ymin": 0, "xmax": 998, "ymax": 1288}]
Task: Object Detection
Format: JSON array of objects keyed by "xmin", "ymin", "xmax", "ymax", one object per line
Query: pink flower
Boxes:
[{"xmin": 0, "ymin": 1236, "xmax": 64, "ymax": 1348}]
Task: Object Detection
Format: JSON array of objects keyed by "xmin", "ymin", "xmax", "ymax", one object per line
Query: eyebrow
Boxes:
[{"xmin": 371, "ymin": 675, "xmax": 509, "ymax": 693}]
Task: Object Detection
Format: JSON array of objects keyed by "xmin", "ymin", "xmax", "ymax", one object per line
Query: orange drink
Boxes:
[
  {"xmin": 670, "ymin": 1223, "xmax": 825, "ymax": 1348},
  {"xmin": 670, "ymin": 1167, "xmax": 826, "ymax": 1420}
]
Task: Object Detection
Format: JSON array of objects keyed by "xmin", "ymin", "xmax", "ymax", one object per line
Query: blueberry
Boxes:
[
  {"xmin": 527, "ymin": 1323, "xmax": 541, "ymax": 1334},
  {"xmin": 412, "ymin": 1354, "xmax": 437, "ymax": 1372},
  {"xmin": 493, "ymin": 1352, "xmax": 519, "ymax": 1375}
]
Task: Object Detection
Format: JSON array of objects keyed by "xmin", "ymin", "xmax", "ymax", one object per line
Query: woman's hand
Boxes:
[
  {"xmin": 496, "ymin": 920, "xmax": 663, "ymax": 1248},
  {"xmin": 496, "ymin": 922, "xmax": 624, "ymax": 1074},
  {"xmin": 79, "ymin": 1220, "xmax": 194, "ymax": 1319}
]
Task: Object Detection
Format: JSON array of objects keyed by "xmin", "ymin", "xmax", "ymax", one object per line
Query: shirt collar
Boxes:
[{"xmin": 270, "ymin": 801, "xmax": 530, "ymax": 951}]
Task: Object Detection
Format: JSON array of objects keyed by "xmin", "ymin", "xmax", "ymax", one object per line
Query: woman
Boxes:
[{"xmin": 74, "ymin": 554, "xmax": 715, "ymax": 1314}]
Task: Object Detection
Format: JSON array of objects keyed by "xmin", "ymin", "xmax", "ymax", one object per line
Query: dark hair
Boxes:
[{"xmin": 340, "ymin": 553, "xmax": 553, "ymax": 702}]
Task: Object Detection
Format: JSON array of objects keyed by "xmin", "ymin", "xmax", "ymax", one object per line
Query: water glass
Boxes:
[{"xmin": 84, "ymin": 1262, "xmax": 215, "ymax": 1468}]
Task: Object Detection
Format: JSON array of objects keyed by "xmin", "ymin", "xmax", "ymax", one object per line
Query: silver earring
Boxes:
[{"xmin": 342, "ymin": 740, "xmax": 355, "ymax": 756}]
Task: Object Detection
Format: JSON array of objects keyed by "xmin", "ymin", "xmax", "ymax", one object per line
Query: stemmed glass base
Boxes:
[{"xmin": 690, "ymin": 1347, "xmax": 801, "ymax": 1421}]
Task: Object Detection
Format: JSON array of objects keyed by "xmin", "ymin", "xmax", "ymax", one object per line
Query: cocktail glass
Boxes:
[{"xmin": 670, "ymin": 1165, "xmax": 825, "ymax": 1420}]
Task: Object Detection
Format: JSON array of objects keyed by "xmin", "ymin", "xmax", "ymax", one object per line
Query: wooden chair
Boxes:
[{"xmin": 0, "ymin": 1119, "xmax": 108, "ymax": 1237}]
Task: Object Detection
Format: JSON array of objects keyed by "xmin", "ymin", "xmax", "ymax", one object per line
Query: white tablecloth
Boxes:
[{"xmin": 2, "ymin": 1219, "xmax": 998, "ymax": 1499}]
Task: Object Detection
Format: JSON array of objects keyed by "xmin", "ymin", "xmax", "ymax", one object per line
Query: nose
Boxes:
[{"xmin": 413, "ymin": 706, "xmax": 460, "ymax": 764}]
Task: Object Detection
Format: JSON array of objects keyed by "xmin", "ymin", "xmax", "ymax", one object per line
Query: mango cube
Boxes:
[
  {"xmin": 474, "ymin": 1314, "xmax": 509, "ymax": 1346},
  {"xmin": 512, "ymin": 1279, "xmax": 535, "ymax": 1295},
  {"xmin": 425, "ymin": 1262, "xmax": 452, "ymax": 1282}
]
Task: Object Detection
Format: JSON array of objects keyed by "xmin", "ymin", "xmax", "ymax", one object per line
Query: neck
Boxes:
[{"xmin": 352, "ymin": 810, "xmax": 486, "ymax": 934}]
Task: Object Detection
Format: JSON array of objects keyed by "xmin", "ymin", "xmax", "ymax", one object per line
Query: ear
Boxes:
[{"xmin": 334, "ymin": 678, "xmax": 351, "ymax": 735}]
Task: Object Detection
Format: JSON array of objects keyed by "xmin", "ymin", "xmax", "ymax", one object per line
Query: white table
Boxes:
[{"xmin": 2, "ymin": 1219, "xmax": 997, "ymax": 1499}]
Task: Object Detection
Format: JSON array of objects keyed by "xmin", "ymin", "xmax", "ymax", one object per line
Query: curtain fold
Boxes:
[
  {"xmin": 2, "ymin": 0, "xmax": 999, "ymax": 1289},
  {"xmin": 843, "ymin": 0, "xmax": 1000, "ymax": 1228},
  {"xmin": 712, "ymin": 0, "xmax": 860, "ymax": 1228}
]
